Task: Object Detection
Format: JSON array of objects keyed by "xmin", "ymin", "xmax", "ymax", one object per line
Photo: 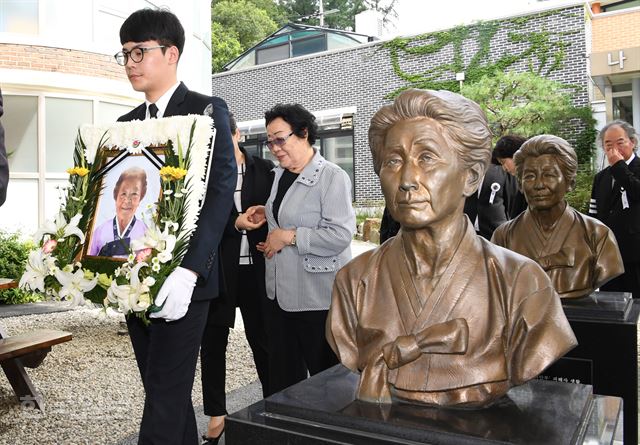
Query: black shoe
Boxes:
[
  {"xmin": 117, "ymin": 320, "xmax": 128, "ymax": 336},
  {"xmin": 201, "ymin": 427, "xmax": 224, "ymax": 445}
]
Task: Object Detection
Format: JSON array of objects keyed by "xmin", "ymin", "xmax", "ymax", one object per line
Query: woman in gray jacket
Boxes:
[{"xmin": 253, "ymin": 103, "xmax": 356, "ymax": 394}]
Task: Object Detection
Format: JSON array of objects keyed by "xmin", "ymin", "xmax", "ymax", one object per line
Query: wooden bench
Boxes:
[{"xmin": 0, "ymin": 279, "xmax": 72, "ymax": 410}]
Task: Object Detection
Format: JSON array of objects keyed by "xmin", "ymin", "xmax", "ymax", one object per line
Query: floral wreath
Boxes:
[{"xmin": 20, "ymin": 116, "xmax": 214, "ymax": 323}]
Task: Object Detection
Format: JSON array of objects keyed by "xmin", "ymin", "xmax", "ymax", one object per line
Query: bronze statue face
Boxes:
[
  {"xmin": 379, "ymin": 118, "xmax": 467, "ymax": 230},
  {"xmin": 521, "ymin": 154, "xmax": 568, "ymax": 212}
]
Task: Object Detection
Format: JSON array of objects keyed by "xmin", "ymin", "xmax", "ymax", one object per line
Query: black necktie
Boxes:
[{"xmin": 148, "ymin": 103, "xmax": 158, "ymax": 119}]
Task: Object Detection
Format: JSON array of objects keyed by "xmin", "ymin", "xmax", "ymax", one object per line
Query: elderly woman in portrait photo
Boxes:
[
  {"xmin": 88, "ymin": 166, "xmax": 149, "ymax": 257},
  {"xmin": 327, "ymin": 89, "xmax": 576, "ymax": 407},
  {"xmin": 249, "ymin": 103, "xmax": 355, "ymax": 395},
  {"xmin": 492, "ymin": 135, "xmax": 623, "ymax": 299}
]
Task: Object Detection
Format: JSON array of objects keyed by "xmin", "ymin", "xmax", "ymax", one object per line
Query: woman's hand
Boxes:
[
  {"xmin": 261, "ymin": 228, "xmax": 296, "ymax": 259},
  {"xmin": 235, "ymin": 207, "xmax": 267, "ymax": 231},
  {"xmin": 245, "ymin": 205, "xmax": 266, "ymax": 225}
]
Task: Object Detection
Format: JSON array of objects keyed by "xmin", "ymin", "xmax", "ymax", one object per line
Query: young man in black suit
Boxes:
[
  {"xmin": 115, "ymin": 8, "xmax": 236, "ymax": 444},
  {"xmin": 589, "ymin": 120, "xmax": 640, "ymax": 298}
]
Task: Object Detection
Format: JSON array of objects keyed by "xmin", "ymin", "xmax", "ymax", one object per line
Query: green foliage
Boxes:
[
  {"xmin": 211, "ymin": 22, "xmax": 243, "ymax": 74},
  {"xmin": 461, "ymin": 70, "xmax": 574, "ymax": 139},
  {"xmin": 566, "ymin": 166, "xmax": 595, "ymax": 214},
  {"xmin": 355, "ymin": 206, "xmax": 383, "ymax": 227},
  {"xmin": 279, "ymin": 0, "xmax": 397, "ymax": 30},
  {"xmin": 568, "ymin": 106, "xmax": 597, "ymax": 165},
  {"xmin": 461, "ymin": 71, "xmax": 597, "ymax": 163},
  {"xmin": 381, "ymin": 11, "xmax": 574, "ymax": 98},
  {"xmin": 210, "ymin": 0, "xmax": 398, "ymax": 71},
  {"xmin": 0, "ymin": 232, "xmax": 43, "ymax": 304},
  {"xmin": 213, "ymin": 0, "xmax": 279, "ymax": 50},
  {"xmin": 281, "ymin": 0, "xmax": 366, "ymax": 30}
]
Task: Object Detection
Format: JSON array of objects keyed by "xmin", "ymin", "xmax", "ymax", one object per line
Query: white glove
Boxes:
[{"xmin": 150, "ymin": 266, "xmax": 197, "ymax": 322}]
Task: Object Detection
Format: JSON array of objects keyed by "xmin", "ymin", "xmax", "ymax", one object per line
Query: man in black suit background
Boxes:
[
  {"xmin": 115, "ymin": 8, "xmax": 236, "ymax": 444},
  {"xmin": 464, "ymin": 156, "xmax": 518, "ymax": 240},
  {"xmin": 0, "ymin": 89, "xmax": 9, "ymax": 206},
  {"xmin": 589, "ymin": 120, "xmax": 640, "ymax": 298}
]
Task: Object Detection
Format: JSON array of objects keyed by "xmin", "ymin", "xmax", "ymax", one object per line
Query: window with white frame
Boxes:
[{"xmin": 0, "ymin": 93, "xmax": 133, "ymax": 234}]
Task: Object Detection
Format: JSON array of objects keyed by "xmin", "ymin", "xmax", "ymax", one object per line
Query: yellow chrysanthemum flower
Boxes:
[
  {"xmin": 66, "ymin": 167, "xmax": 90, "ymax": 177},
  {"xmin": 159, "ymin": 166, "xmax": 187, "ymax": 181}
]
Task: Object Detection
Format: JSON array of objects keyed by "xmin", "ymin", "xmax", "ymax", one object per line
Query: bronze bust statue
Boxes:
[
  {"xmin": 492, "ymin": 135, "xmax": 624, "ymax": 299},
  {"xmin": 326, "ymin": 89, "xmax": 577, "ymax": 407}
]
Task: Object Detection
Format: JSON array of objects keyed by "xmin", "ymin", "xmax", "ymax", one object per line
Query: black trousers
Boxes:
[
  {"xmin": 127, "ymin": 299, "xmax": 210, "ymax": 445},
  {"xmin": 265, "ymin": 296, "xmax": 338, "ymax": 395},
  {"xmin": 201, "ymin": 264, "xmax": 270, "ymax": 416},
  {"xmin": 601, "ymin": 261, "xmax": 640, "ymax": 298}
]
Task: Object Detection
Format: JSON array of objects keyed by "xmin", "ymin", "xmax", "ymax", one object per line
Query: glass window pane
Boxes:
[
  {"xmin": 97, "ymin": 101, "xmax": 134, "ymax": 125},
  {"xmin": 292, "ymin": 35, "xmax": 326, "ymax": 57},
  {"xmin": 321, "ymin": 135, "xmax": 354, "ymax": 198},
  {"xmin": 0, "ymin": 179, "xmax": 38, "ymax": 234},
  {"xmin": 256, "ymin": 44, "xmax": 289, "ymax": 65},
  {"xmin": 2, "ymin": 95, "xmax": 38, "ymax": 173},
  {"xmin": 612, "ymin": 83, "xmax": 632, "ymax": 93},
  {"xmin": 0, "ymin": 0, "xmax": 38, "ymax": 34},
  {"xmin": 613, "ymin": 96, "xmax": 633, "ymax": 125},
  {"xmin": 43, "ymin": 179, "xmax": 69, "ymax": 222},
  {"xmin": 259, "ymin": 35, "xmax": 289, "ymax": 48},
  {"xmin": 241, "ymin": 142, "xmax": 261, "ymax": 159},
  {"xmin": 46, "ymin": 98, "xmax": 93, "ymax": 173}
]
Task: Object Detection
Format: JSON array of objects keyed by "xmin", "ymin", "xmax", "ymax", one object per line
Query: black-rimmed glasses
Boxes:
[
  {"xmin": 114, "ymin": 46, "xmax": 166, "ymax": 66},
  {"xmin": 266, "ymin": 132, "xmax": 294, "ymax": 149}
]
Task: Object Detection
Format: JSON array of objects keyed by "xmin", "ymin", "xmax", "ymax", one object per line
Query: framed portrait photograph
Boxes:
[
  {"xmin": 84, "ymin": 148, "xmax": 164, "ymax": 260},
  {"xmin": 21, "ymin": 115, "xmax": 214, "ymax": 307}
]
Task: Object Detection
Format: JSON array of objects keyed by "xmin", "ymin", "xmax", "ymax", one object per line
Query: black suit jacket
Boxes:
[
  {"xmin": 0, "ymin": 89, "xmax": 8, "ymax": 206},
  {"xmin": 212, "ymin": 148, "xmax": 274, "ymax": 327},
  {"xmin": 118, "ymin": 82, "xmax": 236, "ymax": 301},
  {"xmin": 464, "ymin": 164, "xmax": 518, "ymax": 239},
  {"xmin": 590, "ymin": 156, "xmax": 640, "ymax": 262}
]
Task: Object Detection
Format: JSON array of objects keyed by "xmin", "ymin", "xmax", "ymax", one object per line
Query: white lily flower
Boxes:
[
  {"xmin": 19, "ymin": 250, "xmax": 52, "ymax": 292},
  {"xmin": 106, "ymin": 262, "xmax": 151, "ymax": 313},
  {"xmin": 55, "ymin": 268, "xmax": 97, "ymax": 306},
  {"xmin": 34, "ymin": 212, "xmax": 85, "ymax": 244},
  {"xmin": 162, "ymin": 221, "xmax": 179, "ymax": 233},
  {"xmin": 130, "ymin": 225, "xmax": 176, "ymax": 256}
]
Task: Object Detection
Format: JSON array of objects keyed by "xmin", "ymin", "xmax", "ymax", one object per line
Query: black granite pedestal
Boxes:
[
  {"xmin": 542, "ymin": 291, "xmax": 638, "ymax": 444},
  {"xmin": 226, "ymin": 365, "xmax": 621, "ymax": 445}
]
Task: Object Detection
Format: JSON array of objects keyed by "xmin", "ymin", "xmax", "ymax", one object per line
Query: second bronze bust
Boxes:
[{"xmin": 492, "ymin": 134, "xmax": 624, "ymax": 299}]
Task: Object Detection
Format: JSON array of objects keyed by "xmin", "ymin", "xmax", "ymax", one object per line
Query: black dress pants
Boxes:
[
  {"xmin": 265, "ymin": 296, "xmax": 338, "ymax": 395},
  {"xmin": 127, "ymin": 299, "xmax": 210, "ymax": 445},
  {"xmin": 201, "ymin": 264, "xmax": 270, "ymax": 415}
]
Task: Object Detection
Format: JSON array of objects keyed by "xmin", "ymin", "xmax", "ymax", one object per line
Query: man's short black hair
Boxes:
[
  {"xmin": 264, "ymin": 104, "xmax": 318, "ymax": 146},
  {"xmin": 120, "ymin": 8, "xmax": 185, "ymax": 58},
  {"xmin": 493, "ymin": 135, "xmax": 527, "ymax": 159}
]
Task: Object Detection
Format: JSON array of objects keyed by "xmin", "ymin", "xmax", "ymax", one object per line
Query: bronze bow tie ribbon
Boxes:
[
  {"xmin": 537, "ymin": 247, "xmax": 575, "ymax": 270},
  {"xmin": 382, "ymin": 318, "xmax": 469, "ymax": 369},
  {"xmin": 357, "ymin": 318, "xmax": 469, "ymax": 403}
]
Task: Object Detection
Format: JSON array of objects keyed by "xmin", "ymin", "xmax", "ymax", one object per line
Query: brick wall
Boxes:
[
  {"xmin": 592, "ymin": 9, "xmax": 640, "ymax": 52},
  {"xmin": 212, "ymin": 5, "xmax": 589, "ymax": 204},
  {"xmin": 0, "ymin": 43, "xmax": 126, "ymax": 81}
]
